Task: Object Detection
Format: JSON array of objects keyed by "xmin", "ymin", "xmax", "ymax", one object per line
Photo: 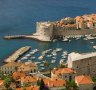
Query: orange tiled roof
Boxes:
[
  {"xmin": 43, "ymin": 78, "xmax": 66, "ymax": 87},
  {"xmin": 12, "ymin": 71, "xmax": 26, "ymax": 80},
  {"xmin": 75, "ymin": 75, "xmax": 93, "ymax": 84},
  {"xmin": 0, "ymin": 80, "xmax": 4, "ymax": 85},
  {"xmin": 21, "ymin": 76, "xmax": 37, "ymax": 83},
  {"xmin": 16, "ymin": 86, "xmax": 39, "ymax": 90},
  {"xmin": 52, "ymin": 68, "xmax": 76, "ymax": 75}
]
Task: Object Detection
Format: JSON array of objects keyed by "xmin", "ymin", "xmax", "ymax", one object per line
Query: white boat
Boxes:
[
  {"xmin": 40, "ymin": 64, "xmax": 44, "ymax": 67},
  {"xmin": 52, "ymin": 57, "xmax": 56, "ymax": 59},
  {"xmin": 35, "ymin": 62, "xmax": 41, "ymax": 65},
  {"xmin": 62, "ymin": 38, "xmax": 69, "ymax": 42},
  {"xmin": 25, "ymin": 54, "xmax": 31, "ymax": 57},
  {"xmin": 38, "ymin": 55, "xmax": 44, "ymax": 60},
  {"xmin": 30, "ymin": 57, "xmax": 35, "ymax": 59},
  {"xmin": 53, "ymin": 39, "xmax": 57, "ymax": 42},
  {"xmin": 52, "ymin": 51, "xmax": 57, "ymax": 56},
  {"xmin": 21, "ymin": 56, "xmax": 28, "ymax": 60},
  {"xmin": 90, "ymin": 42, "xmax": 94, "ymax": 44},
  {"xmin": 46, "ymin": 55, "xmax": 52, "ymax": 57},
  {"xmin": 63, "ymin": 51, "xmax": 68, "ymax": 55},
  {"xmin": 28, "ymin": 60, "xmax": 31, "ymax": 62},
  {"xmin": 62, "ymin": 55, "xmax": 66, "ymax": 59},
  {"xmin": 41, "ymin": 67, "xmax": 45, "ymax": 70},
  {"xmin": 51, "ymin": 60, "xmax": 56, "ymax": 63},
  {"xmin": 93, "ymin": 46, "xmax": 96, "ymax": 49},
  {"xmin": 56, "ymin": 48, "xmax": 62, "ymax": 52},
  {"xmin": 59, "ymin": 59, "xmax": 64, "ymax": 65}
]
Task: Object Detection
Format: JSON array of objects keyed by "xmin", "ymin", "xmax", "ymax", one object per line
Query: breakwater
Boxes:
[
  {"xmin": 4, "ymin": 46, "xmax": 31, "ymax": 63},
  {"xmin": 4, "ymin": 35, "xmax": 26, "ymax": 39}
]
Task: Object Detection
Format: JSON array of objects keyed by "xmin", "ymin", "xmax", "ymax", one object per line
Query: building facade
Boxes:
[
  {"xmin": 51, "ymin": 68, "xmax": 76, "ymax": 81},
  {"xmin": 67, "ymin": 52, "xmax": 96, "ymax": 77},
  {"xmin": 0, "ymin": 62, "xmax": 22, "ymax": 74}
]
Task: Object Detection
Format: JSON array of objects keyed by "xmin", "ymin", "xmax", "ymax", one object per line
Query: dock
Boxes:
[
  {"xmin": 4, "ymin": 46, "xmax": 31, "ymax": 63},
  {"xmin": 3, "ymin": 35, "xmax": 26, "ymax": 39}
]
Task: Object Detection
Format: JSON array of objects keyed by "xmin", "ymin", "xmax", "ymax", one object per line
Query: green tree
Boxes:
[
  {"xmin": 4, "ymin": 76, "xmax": 11, "ymax": 90},
  {"xmin": 39, "ymin": 79, "xmax": 45, "ymax": 90},
  {"xmin": 66, "ymin": 80, "xmax": 78, "ymax": 90}
]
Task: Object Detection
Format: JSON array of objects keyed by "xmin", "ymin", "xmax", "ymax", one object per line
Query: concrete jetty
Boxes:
[
  {"xmin": 4, "ymin": 46, "xmax": 31, "ymax": 63},
  {"xmin": 4, "ymin": 35, "xmax": 26, "ymax": 39}
]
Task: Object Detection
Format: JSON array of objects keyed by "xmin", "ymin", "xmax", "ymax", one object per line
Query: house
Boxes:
[
  {"xmin": 12, "ymin": 71, "xmax": 26, "ymax": 80},
  {"xmin": 43, "ymin": 78, "xmax": 66, "ymax": 90},
  {"xmin": 67, "ymin": 52, "xmax": 96, "ymax": 77},
  {"xmin": 51, "ymin": 68, "xmax": 76, "ymax": 81},
  {"xmin": 18, "ymin": 62, "xmax": 38, "ymax": 74},
  {"xmin": 20, "ymin": 75, "xmax": 37, "ymax": 86},
  {"xmin": 75, "ymin": 75, "xmax": 94, "ymax": 90},
  {"xmin": 0, "ymin": 62, "xmax": 22, "ymax": 74},
  {"xmin": 16, "ymin": 86, "xmax": 39, "ymax": 90}
]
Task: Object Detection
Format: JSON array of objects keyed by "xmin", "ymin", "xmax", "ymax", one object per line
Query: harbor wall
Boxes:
[{"xmin": 53, "ymin": 29, "xmax": 96, "ymax": 36}]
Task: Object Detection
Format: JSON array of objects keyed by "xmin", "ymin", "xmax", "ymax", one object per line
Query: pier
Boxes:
[
  {"xmin": 4, "ymin": 35, "xmax": 26, "ymax": 39},
  {"xmin": 4, "ymin": 46, "xmax": 31, "ymax": 63}
]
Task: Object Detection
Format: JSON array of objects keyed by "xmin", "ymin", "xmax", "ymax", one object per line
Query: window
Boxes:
[{"xmin": 65, "ymin": 76, "xmax": 67, "ymax": 78}]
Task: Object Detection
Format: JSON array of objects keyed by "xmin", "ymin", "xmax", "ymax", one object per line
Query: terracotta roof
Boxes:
[
  {"xmin": 16, "ymin": 86, "xmax": 39, "ymax": 90},
  {"xmin": 21, "ymin": 76, "xmax": 37, "ymax": 83},
  {"xmin": 43, "ymin": 78, "xmax": 66, "ymax": 87},
  {"xmin": 0, "ymin": 80, "xmax": 4, "ymax": 85},
  {"xmin": 75, "ymin": 75, "xmax": 94, "ymax": 84},
  {"xmin": 52, "ymin": 68, "xmax": 76, "ymax": 75},
  {"xmin": 12, "ymin": 71, "xmax": 26, "ymax": 80}
]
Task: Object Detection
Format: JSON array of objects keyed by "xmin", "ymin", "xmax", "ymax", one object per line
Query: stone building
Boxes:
[
  {"xmin": 67, "ymin": 52, "xmax": 96, "ymax": 77},
  {"xmin": 18, "ymin": 62, "xmax": 38, "ymax": 74},
  {"xmin": 0, "ymin": 62, "xmax": 22, "ymax": 74},
  {"xmin": 51, "ymin": 68, "xmax": 76, "ymax": 81},
  {"xmin": 36, "ymin": 22, "xmax": 53, "ymax": 40}
]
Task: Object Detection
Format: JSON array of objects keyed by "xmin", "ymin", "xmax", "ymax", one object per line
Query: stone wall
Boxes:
[
  {"xmin": 53, "ymin": 29, "xmax": 96, "ymax": 36},
  {"xmin": 71, "ymin": 56, "xmax": 96, "ymax": 77}
]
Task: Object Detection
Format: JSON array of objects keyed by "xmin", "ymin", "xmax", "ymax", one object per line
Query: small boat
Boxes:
[
  {"xmin": 56, "ymin": 48, "xmax": 62, "ymax": 52},
  {"xmin": 93, "ymin": 46, "xmax": 96, "ymax": 49},
  {"xmin": 21, "ymin": 56, "xmax": 28, "ymax": 60},
  {"xmin": 35, "ymin": 62, "xmax": 41, "ymax": 65},
  {"xmin": 25, "ymin": 54, "xmax": 31, "ymax": 57},
  {"xmin": 90, "ymin": 42, "xmax": 94, "ymax": 44},
  {"xmin": 41, "ymin": 67, "xmax": 45, "ymax": 70},
  {"xmin": 52, "ymin": 57, "xmax": 56, "ymax": 59},
  {"xmin": 38, "ymin": 55, "xmax": 44, "ymax": 60},
  {"xmin": 62, "ymin": 38, "xmax": 69, "ymax": 42},
  {"xmin": 40, "ymin": 64, "xmax": 44, "ymax": 67},
  {"xmin": 46, "ymin": 55, "xmax": 52, "ymax": 57},
  {"xmin": 51, "ymin": 60, "xmax": 56, "ymax": 63},
  {"xmin": 63, "ymin": 51, "xmax": 68, "ymax": 55},
  {"xmin": 53, "ymin": 39, "xmax": 57, "ymax": 42},
  {"xmin": 30, "ymin": 57, "xmax": 36, "ymax": 59},
  {"xmin": 62, "ymin": 55, "xmax": 66, "ymax": 59}
]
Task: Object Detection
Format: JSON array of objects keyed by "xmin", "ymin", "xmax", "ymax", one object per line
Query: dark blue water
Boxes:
[{"xmin": 0, "ymin": 0, "xmax": 96, "ymax": 65}]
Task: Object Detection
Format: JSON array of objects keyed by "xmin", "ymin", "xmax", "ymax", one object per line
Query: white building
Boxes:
[{"xmin": 67, "ymin": 52, "xmax": 96, "ymax": 77}]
